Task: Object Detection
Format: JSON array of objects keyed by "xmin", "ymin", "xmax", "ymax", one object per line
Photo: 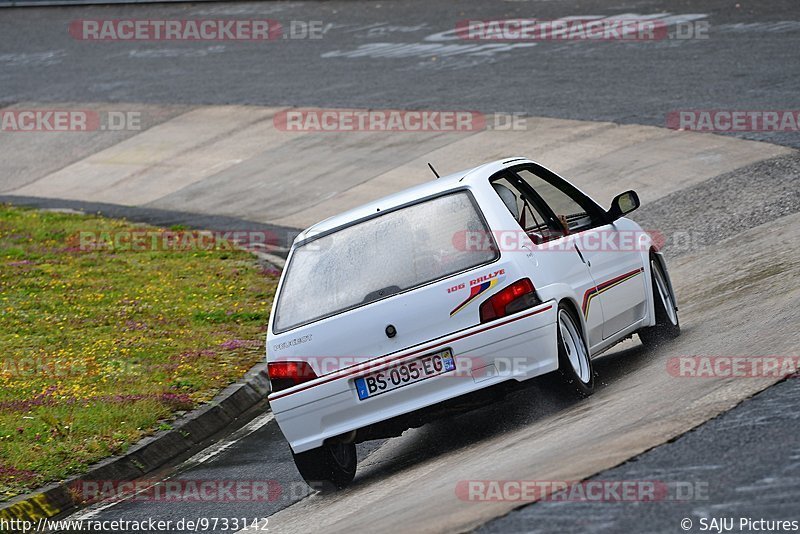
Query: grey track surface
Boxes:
[
  {"xmin": 0, "ymin": 1, "xmax": 218, "ymax": 6},
  {"xmin": 634, "ymin": 152, "xmax": 800, "ymax": 251},
  {"xmin": 476, "ymin": 376, "xmax": 800, "ymax": 534},
  {"xmin": 57, "ymin": 422, "xmax": 385, "ymax": 534},
  {"xmin": 1, "ymin": 0, "xmax": 799, "ymax": 147},
  {"xmin": 56, "ymin": 418, "xmax": 300, "ymax": 533}
]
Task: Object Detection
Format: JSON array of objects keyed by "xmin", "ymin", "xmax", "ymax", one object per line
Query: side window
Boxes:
[
  {"xmin": 515, "ymin": 169, "xmax": 602, "ymax": 233},
  {"xmin": 490, "ymin": 176, "xmax": 556, "ymax": 244}
]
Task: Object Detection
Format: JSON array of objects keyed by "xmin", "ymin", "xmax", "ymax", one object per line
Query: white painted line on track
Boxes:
[
  {"xmin": 185, "ymin": 411, "xmax": 276, "ymax": 467},
  {"xmin": 67, "ymin": 411, "xmax": 276, "ymax": 521}
]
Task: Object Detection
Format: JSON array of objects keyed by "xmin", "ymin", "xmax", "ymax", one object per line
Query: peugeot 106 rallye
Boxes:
[{"xmin": 266, "ymin": 157, "xmax": 680, "ymax": 490}]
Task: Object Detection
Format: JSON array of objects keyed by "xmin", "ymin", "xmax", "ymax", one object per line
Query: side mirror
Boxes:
[{"xmin": 607, "ymin": 190, "xmax": 640, "ymax": 221}]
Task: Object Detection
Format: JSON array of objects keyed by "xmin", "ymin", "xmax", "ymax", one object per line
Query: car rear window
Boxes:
[{"xmin": 273, "ymin": 191, "xmax": 497, "ymax": 333}]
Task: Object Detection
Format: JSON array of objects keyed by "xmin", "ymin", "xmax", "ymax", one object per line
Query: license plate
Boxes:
[{"xmin": 354, "ymin": 349, "xmax": 455, "ymax": 401}]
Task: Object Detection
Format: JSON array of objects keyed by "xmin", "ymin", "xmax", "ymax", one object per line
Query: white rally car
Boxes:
[{"xmin": 266, "ymin": 157, "xmax": 679, "ymax": 490}]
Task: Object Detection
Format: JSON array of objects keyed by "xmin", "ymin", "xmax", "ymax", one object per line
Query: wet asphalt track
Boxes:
[{"xmin": 1, "ymin": 0, "xmax": 800, "ymax": 148}]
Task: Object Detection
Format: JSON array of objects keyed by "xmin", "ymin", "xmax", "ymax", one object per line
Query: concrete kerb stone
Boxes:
[{"xmin": 0, "ymin": 364, "xmax": 271, "ymax": 529}]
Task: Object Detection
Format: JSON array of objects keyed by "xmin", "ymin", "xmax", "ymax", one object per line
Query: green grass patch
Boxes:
[{"xmin": 0, "ymin": 205, "xmax": 279, "ymax": 500}]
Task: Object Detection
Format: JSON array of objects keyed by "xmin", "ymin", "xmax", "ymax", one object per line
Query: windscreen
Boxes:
[{"xmin": 274, "ymin": 191, "xmax": 497, "ymax": 333}]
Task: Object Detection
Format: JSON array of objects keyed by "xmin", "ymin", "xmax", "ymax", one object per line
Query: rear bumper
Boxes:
[{"xmin": 268, "ymin": 301, "xmax": 558, "ymax": 452}]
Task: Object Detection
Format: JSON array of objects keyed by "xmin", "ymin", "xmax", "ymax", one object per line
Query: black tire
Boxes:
[
  {"xmin": 555, "ymin": 303, "xmax": 594, "ymax": 398},
  {"xmin": 639, "ymin": 254, "xmax": 680, "ymax": 347},
  {"xmin": 292, "ymin": 441, "xmax": 357, "ymax": 492}
]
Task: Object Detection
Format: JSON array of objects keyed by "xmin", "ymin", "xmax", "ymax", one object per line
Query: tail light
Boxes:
[
  {"xmin": 479, "ymin": 278, "xmax": 540, "ymax": 323},
  {"xmin": 268, "ymin": 361, "xmax": 318, "ymax": 393}
]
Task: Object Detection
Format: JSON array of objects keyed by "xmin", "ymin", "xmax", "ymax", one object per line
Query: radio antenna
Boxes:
[{"xmin": 427, "ymin": 162, "xmax": 440, "ymax": 179}]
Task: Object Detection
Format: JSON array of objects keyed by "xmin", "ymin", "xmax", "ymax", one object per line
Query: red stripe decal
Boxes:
[{"xmin": 582, "ymin": 267, "xmax": 644, "ymax": 319}]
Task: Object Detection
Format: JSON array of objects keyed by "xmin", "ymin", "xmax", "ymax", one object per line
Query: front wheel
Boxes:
[
  {"xmin": 555, "ymin": 304, "xmax": 594, "ymax": 398},
  {"xmin": 639, "ymin": 255, "xmax": 680, "ymax": 347},
  {"xmin": 292, "ymin": 441, "xmax": 356, "ymax": 492}
]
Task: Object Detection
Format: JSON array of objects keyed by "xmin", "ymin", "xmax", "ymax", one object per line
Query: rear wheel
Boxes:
[
  {"xmin": 555, "ymin": 304, "xmax": 594, "ymax": 398},
  {"xmin": 292, "ymin": 441, "xmax": 356, "ymax": 492},
  {"xmin": 639, "ymin": 255, "xmax": 680, "ymax": 347}
]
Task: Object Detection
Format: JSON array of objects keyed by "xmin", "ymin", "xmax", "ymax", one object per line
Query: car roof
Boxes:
[{"xmin": 296, "ymin": 157, "xmax": 531, "ymax": 243}]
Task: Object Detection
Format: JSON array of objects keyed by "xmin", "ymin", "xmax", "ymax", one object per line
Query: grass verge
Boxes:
[{"xmin": 0, "ymin": 205, "xmax": 279, "ymax": 500}]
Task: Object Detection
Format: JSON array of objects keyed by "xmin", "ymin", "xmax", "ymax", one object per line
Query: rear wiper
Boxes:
[{"xmin": 362, "ymin": 285, "xmax": 401, "ymax": 304}]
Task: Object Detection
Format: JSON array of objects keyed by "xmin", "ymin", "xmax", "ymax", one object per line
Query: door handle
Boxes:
[{"xmin": 574, "ymin": 244, "xmax": 591, "ymax": 267}]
